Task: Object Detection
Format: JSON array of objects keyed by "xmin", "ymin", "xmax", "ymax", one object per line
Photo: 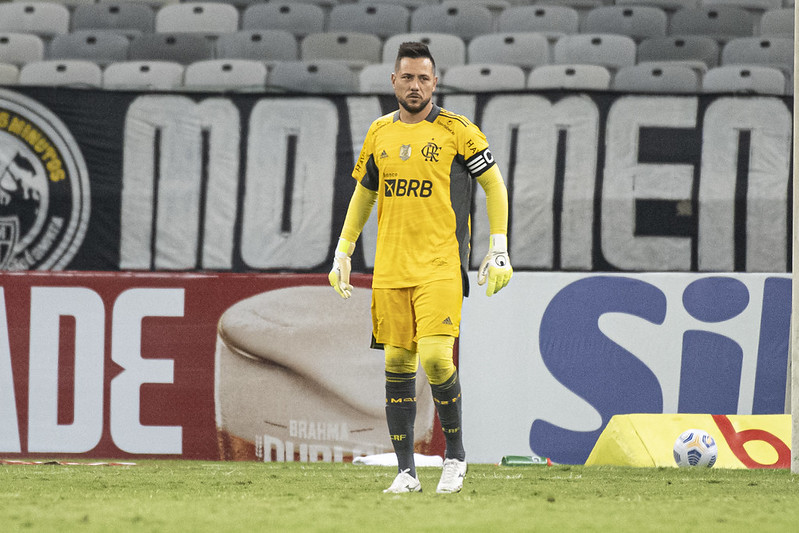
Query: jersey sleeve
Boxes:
[
  {"xmin": 352, "ymin": 121, "xmax": 380, "ymax": 192},
  {"xmin": 461, "ymin": 121, "xmax": 496, "ymax": 178}
]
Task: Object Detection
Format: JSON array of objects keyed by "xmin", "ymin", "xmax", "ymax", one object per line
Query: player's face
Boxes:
[{"xmin": 392, "ymin": 57, "xmax": 437, "ymax": 116}]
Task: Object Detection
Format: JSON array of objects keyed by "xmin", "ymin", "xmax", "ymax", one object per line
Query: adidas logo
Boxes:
[
  {"xmin": 380, "ymin": 150, "xmax": 388, "ymax": 159},
  {"xmin": 442, "ymin": 316, "xmax": 452, "ymax": 325}
]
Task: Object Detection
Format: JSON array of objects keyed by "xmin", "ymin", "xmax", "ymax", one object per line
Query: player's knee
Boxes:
[
  {"xmin": 418, "ymin": 335, "xmax": 455, "ymax": 385},
  {"xmin": 385, "ymin": 345, "xmax": 418, "ymax": 374}
]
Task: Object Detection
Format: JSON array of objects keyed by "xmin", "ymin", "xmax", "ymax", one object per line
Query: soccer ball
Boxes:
[{"xmin": 673, "ymin": 429, "xmax": 718, "ymax": 467}]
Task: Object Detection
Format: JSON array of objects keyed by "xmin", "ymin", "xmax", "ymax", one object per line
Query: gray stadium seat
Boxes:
[
  {"xmin": 637, "ymin": 36, "xmax": 720, "ymax": 72},
  {"xmin": 47, "ymin": 30, "xmax": 130, "ymax": 66},
  {"xmin": 703, "ymin": 64, "xmax": 786, "ymax": 93},
  {"xmin": 383, "ymin": 33, "xmax": 466, "ymax": 70},
  {"xmin": 669, "ymin": 6, "xmax": 754, "ymax": 41},
  {"xmin": 184, "ymin": 59, "xmax": 267, "ymax": 90},
  {"xmin": 582, "ymin": 6, "xmax": 668, "ymax": 41},
  {"xmin": 496, "ymin": 5, "xmax": 579, "ymax": 39},
  {"xmin": 612, "ymin": 64, "xmax": 701, "ymax": 92},
  {"xmin": 0, "ymin": 62, "xmax": 20, "ymax": 85},
  {"xmin": 242, "ymin": 2, "xmax": 325, "ymax": 37},
  {"xmin": 129, "ymin": 33, "xmax": 215, "ymax": 64},
  {"xmin": 721, "ymin": 37, "xmax": 793, "ymax": 71},
  {"xmin": 359, "ymin": 62, "xmax": 395, "ymax": 94},
  {"xmin": 300, "ymin": 32, "xmax": 382, "ymax": 67},
  {"xmin": 467, "ymin": 32, "xmax": 550, "ymax": 69},
  {"xmin": 216, "ymin": 30, "xmax": 298, "ymax": 63},
  {"xmin": 759, "ymin": 8, "xmax": 794, "ymax": 37},
  {"xmin": 527, "ymin": 64, "xmax": 612, "ymax": 90},
  {"xmin": 410, "ymin": 4, "xmax": 493, "ymax": 40},
  {"xmin": 19, "ymin": 59, "xmax": 103, "ymax": 87},
  {"xmin": 328, "ymin": 3, "xmax": 410, "ymax": 39},
  {"xmin": 441, "ymin": 63, "xmax": 526, "ymax": 92},
  {"xmin": 614, "ymin": 0, "xmax": 700, "ymax": 10},
  {"xmin": 71, "ymin": 2, "xmax": 155, "ymax": 37},
  {"xmin": 0, "ymin": 32, "xmax": 45, "ymax": 66},
  {"xmin": 553, "ymin": 34, "xmax": 637, "ymax": 72},
  {"xmin": 269, "ymin": 60, "xmax": 359, "ymax": 93},
  {"xmin": 155, "ymin": 2, "xmax": 239, "ymax": 36},
  {"xmin": 0, "ymin": 2, "xmax": 70, "ymax": 37},
  {"xmin": 103, "ymin": 60, "xmax": 184, "ymax": 90},
  {"xmin": 701, "ymin": 0, "xmax": 782, "ymax": 11}
]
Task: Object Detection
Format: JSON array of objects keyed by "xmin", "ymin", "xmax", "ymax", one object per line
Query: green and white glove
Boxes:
[
  {"xmin": 328, "ymin": 238, "xmax": 355, "ymax": 299},
  {"xmin": 477, "ymin": 234, "xmax": 512, "ymax": 297}
]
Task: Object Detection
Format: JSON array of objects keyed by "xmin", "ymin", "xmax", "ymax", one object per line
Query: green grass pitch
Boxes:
[{"xmin": 1, "ymin": 461, "xmax": 798, "ymax": 532}]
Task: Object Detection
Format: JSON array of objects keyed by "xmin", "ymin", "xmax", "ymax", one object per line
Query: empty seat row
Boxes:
[
  {"xmin": 1, "ymin": 29, "xmax": 791, "ymax": 76},
  {"xmin": 0, "ymin": 58, "xmax": 790, "ymax": 96},
  {"xmin": 0, "ymin": 2, "xmax": 792, "ymax": 40}
]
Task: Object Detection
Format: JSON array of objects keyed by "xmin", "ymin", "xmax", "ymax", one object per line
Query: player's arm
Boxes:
[
  {"xmin": 476, "ymin": 165, "xmax": 512, "ymax": 296},
  {"xmin": 329, "ymin": 182, "xmax": 377, "ymax": 299}
]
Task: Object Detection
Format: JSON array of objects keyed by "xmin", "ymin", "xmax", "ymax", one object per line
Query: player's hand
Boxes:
[
  {"xmin": 329, "ymin": 238, "xmax": 355, "ymax": 299},
  {"xmin": 477, "ymin": 234, "xmax": 512, "ymax": 297}
]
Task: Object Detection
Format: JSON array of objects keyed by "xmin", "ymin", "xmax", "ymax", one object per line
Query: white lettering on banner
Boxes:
[
  {"xmin": 240, "ymin": 99, "xmax": 338, "ymax": 269},
  {"xmin": 120, "ymin": 96, "xmax": 240, "ymax": 270},
  {"xmin": 602, "ymin": 96, "xmax": 697, "ymax": 270},
  {"xmin": 0, "ymin": 288, "xmax": 20, "ymax": 452},
  {"xmin": 110, "ymin": 288, "xmax": 184, "ymax": 454},
  {"xmin": 118, "ymin": 94, "xmax": 792, "ymax": 272},
  {"xmin": 698, "ymin": 97, "xmax": 791, "ymax": 272},
  {"xmin": 28, "ymin": 287, "xmax": 105, "ymax": 453},
  {"xmin": 255, "ymin": 434, "xmax": 383, "ymax": 463}
]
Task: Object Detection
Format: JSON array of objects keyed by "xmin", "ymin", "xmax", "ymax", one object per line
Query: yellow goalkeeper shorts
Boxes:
[{"xmin": 371, "ymin": 277, "xmax": 462, "ymax": 352}]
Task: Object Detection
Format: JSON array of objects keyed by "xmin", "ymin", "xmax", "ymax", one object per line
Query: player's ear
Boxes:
[{"xmin": 390, "ymin": 72, "xmax": 396, "ymax": 87}]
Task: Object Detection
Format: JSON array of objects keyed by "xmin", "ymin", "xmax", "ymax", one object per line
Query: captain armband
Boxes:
[{"xmin": 465, "ymin": 148, "xmax": 496, "ymax": 177}]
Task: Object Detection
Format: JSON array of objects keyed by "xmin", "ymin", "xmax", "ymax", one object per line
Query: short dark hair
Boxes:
[{"xmin": 395, "ymin": 41, "xmax": 436, "ymax": 73}]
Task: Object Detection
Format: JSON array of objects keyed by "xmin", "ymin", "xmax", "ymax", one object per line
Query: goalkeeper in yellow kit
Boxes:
[{"xmin": 329, "ymin": 42, "xmax": 512, "ymax": 494}]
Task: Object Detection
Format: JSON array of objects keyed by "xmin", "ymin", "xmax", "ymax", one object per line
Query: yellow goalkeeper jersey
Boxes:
[{"xmin": 353, "ymin": 104, "xmax": 496, "ymax": 290}]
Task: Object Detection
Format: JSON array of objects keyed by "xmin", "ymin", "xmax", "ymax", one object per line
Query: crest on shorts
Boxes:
[{"xmin": 399, "ymin": 144, "xmax": 411, "ymax": 161}]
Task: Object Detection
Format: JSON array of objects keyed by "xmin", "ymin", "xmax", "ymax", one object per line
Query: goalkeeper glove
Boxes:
[
  {"xmin": 329, "ymin": 238, "xmax": 355, "ymax": 299},
  {"xmin": 477, "ymin": 234, "xmax": 512, "ymax": 297}
]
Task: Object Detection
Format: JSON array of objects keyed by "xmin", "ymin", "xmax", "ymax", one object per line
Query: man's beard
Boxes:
[{"xmin": 397, "ymin": 94, "xmax": 430, "ymax": 115}]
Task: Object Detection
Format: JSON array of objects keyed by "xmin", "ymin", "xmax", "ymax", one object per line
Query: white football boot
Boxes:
[
  {"xmin": 436, "ymin": 458, "xmax": 467, "ymax": 493},
  {"xmin": 383, "ymin": 469, "xmax": 422, "ymax": 493}
]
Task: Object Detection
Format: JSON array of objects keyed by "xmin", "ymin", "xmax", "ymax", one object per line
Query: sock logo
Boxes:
[{"xmin": 384, "ymin": 178, "xmax": 433, "ymax": 198}]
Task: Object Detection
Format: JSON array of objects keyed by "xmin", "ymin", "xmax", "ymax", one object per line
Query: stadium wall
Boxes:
[{"xmin": 0, "ymin": 88, "xmax": 793, "ymax": 464}]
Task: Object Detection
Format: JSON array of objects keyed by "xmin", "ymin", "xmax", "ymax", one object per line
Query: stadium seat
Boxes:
[
  {"xmin": 268, "ymin": 60, "xmax": 359, "ymax": 93},
  {"xmin": 702, "ymin": 64, "xmax": 786, "ymax": 93},
  {"xmin": 71, "ymin": 2, "xmax": 155, "ymax": 37},
  {"xmin": 467, "ymin": 32, "xmax": 550, "ymax": 69},
  {"xmin": 496, "ymin": 5, "xmax": 579, "ymax": 39},
  {"xmin": 612, "ymin": 63, "xmax": 701, "ymax": 92},
  {"xmin": 527, "ymin": 64, "xmax": 612, "ymax": 90},
  {"xmin": 614, "ymin": 0, "xmax": 700, "ymax": 10},
  {"xmin": 759, "ymin": 8, "xmax": 794, "ymax": 37},
  {"xmin": 700, "ymin": 0, "xmax": 782, "ymax": 11},
  {"xmin": 328, "ymin": 3, "xmax": 410, "ymax": 39},
  {"xmin": 0, "ymin": 32, "xmax": 45, "ymax": 66},
  {"xmin": 155, "ymin": 2, "xmax": 239, "ymax": 36},
  {"xmin": 103, "ymin": 60, "xmax": 184, "ymax": 90},
  {"xmin": 553, "ymin": 34, "xmax": 637, "ymax": 72},
  {"xmin": 0, "ymin": 2, "xmax": 70, "ymax": 37},
  {"xmin": 18, "ymin": 59, "xmax": 103, "ymax": 87},
  {"xmin": 47, "ymin": 30, "xmax": 130, "ymax": 66},
  {"xmin": 359, "ymin": 62, "xmax": 395, "ymax": 94},
  {"xmin": 184, "ymin": 59, "xmax": 267, "ymax": 90},
  {"xmin": 242, "ymin": 2, "xmax": 325, "ymax": 37},
  {"xmin": 721, "ymin": 36, "xmax": 793, "ymax": 70},
  {"xmin": 0, "ymin": 62, "xmax": 20, "ymax": 85},
  {"xmin": 129, "ymin": 33, "xmax": 214, "ymax": 64},
  {"xmin": 216, "ymin": 30, "xmax": 298, "ymax": 63},
  {"xmin": 441, "ymin": 63, "xmax": 526, "ymax": 91},
  {"xmin": 637, "ymin": 35, "xmax": 720, "ymax": 71},
  {"xmin": 669, "ymin": 6, "xmax": 754, "ymax": 41},
  {"xmin": 300, "ymin": 32, "xmax": 382, "ymax": 67},
  {"xmin": 582, "ymin": 6, "xmax": 668, "ymax": 41},
  {"xmin": 383, "ymin": 33, "xmax": 466, "ymax": 70},
  {"xmin": 410, "ymin": 4, "xmax": 493, "ymax": 40}
]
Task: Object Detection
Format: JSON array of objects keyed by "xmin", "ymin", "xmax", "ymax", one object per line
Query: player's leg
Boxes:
[{"xmin": 372, "ymin": 288, "xmax": 422, "ymax": 493}]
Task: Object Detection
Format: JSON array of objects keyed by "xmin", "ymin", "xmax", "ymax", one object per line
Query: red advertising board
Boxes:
[{"xmin": 0, "ymin": 272, "xmax": 442, "ymax": 461}]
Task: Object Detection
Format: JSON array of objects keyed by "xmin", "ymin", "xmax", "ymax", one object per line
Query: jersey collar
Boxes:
[{"xmin": 393, "ymin": 104, "xmax": 441, "ymax": 124}]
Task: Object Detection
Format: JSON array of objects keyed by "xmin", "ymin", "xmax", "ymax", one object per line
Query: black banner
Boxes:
[{"xmin": 0, "ymin": 87, "xmax": 792, "ymax": 273}]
